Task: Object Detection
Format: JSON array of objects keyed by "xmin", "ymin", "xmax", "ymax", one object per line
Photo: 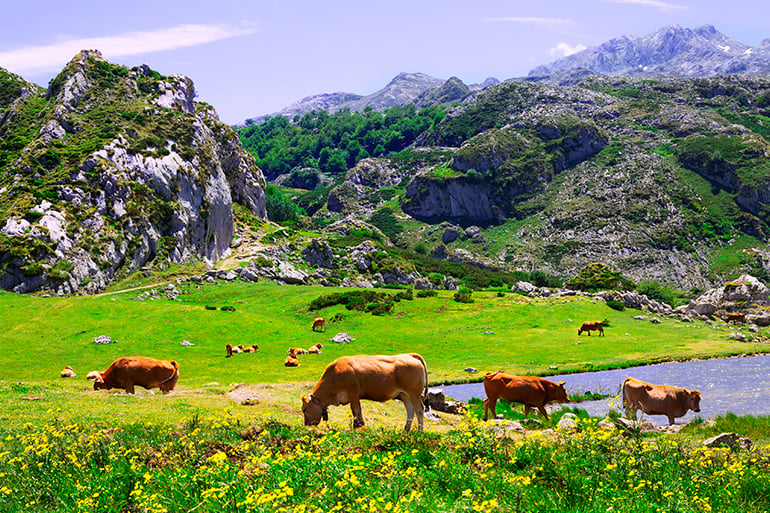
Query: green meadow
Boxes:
[{"xmin": 2, "ymin": 280, "xmax": 770, "ymax": 512}]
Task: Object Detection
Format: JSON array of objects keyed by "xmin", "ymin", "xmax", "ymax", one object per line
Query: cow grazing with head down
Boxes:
[
  {"xmin": 60, "ymin": 365, "xmax": 76, "ymax": 378},
  {"xmin": 87, "ymin": 356, "xmax": 179, "ymax": 394},
  {"xmin": 302, "ymin": 353, "xmax": 428, "ymax": 431},
  {"xmin": 312, "ymin": 317, "xmax": 326, "ymax": 332},
  {"xmin": 578, "ymin": 321, "xmax": 604, "ymax": 336},
  {"xmin": 622, "ymin": 377, "xmax": 701, "ymax": 425},
  {"xmin": 482, "ymin": 371, "xmax": 569, "ymax": 421}
]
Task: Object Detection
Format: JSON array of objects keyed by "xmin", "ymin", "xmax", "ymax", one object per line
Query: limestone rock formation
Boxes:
[{"xmin": 0, "ymin": 51, "xmax": 266, "ymax": 294}]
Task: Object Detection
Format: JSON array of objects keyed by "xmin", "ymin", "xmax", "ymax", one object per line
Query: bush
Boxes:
[
  {"xmin": 606, "ymin": 300, "xmax": 625, "ymax": 311},
  {"xmin": 566, "ymin": 262, "xmax": 635, "ymax": 292},
  {"xmin": 454, "ymin": 287, "xmax": 474, "ymax": 303},
  {"xmin": 636, "ymin": 280, "xmax": 675, "ymax": 306},
  {"xmin": 417, "ymin": 289, "xmax": 438, "ymax": 298}
]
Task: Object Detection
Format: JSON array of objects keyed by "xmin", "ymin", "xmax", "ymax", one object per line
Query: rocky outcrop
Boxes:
[
  {"xmin": 675, "ymin": 274, "xmax": 770, "ymax": 322},
  {"xmin": 0, "ymin": 51, "xmax": 266, "ymax": 294},
  {"xmin": 403, "ymin": 177, "xmax": 499, "ymax": 222}
]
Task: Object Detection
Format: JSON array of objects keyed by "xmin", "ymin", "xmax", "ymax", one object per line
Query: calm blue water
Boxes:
[{"xmin": 440, "ymin": 354, "xmax": 770, "ymax": 425}]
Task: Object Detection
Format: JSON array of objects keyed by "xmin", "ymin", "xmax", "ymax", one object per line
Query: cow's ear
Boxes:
[
  {"xmin": 301, "ymin": 394, "xmax": 310, "ymax": 405},
  {"xmin": 558, "ymin": 381, "xmax": 565, "ymax": 386}
]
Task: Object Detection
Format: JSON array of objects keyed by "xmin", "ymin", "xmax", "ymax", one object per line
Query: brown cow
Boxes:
[
  {"xmin": 482, "ymin": 371, "xmax": 569, "ymax": 421},
  {"xmin": 285, "ymin": 355, "xmax": 300, "ymax": 367},
  {"xmin": 308, "ymin": 342, "xmax": 322, "ymax": 354},
  {"xmin": 86, "ymin": 356, "xmax": 179, "ymax": 394},
  {"xmin": 243, "ymin": 344, "xmax": 259, "ymax": 353},
  {"xmin": 226, "ymin": 344, "xmax": 245, "ymax": 358},
  {"xmin": 622, "ymin": 377, "xmax": 701, "ymax": 425},
  {"xmin": 578, "ymin": 321, "xmax": 604, "ymax": 336},
  {"xmin": 312, "ymin": 317, "xmax": 326, "ymax": 332},
  {"xmin": 60, "ymin": 365, "xmax": 76, "ymax": 378},
  {"xmin": 301, "ymin": 353, "xmax": 428, "ymax": 431},
  {"xmin": 726, "ymin": 312, "xmax": 746, "ymax": 324},
  {"xmin": 288, "ymin": 347, "xmax": 308, "ymax": 356}
]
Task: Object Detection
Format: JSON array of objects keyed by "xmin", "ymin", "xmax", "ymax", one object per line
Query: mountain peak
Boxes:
[{"xmin": 528, "ymin": 24, "xmax": 765, "ymax": 79}]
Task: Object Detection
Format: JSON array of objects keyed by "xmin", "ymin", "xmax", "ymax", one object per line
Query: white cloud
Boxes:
[
  {"xmin": 549, "ymin": 42, "xmax": 587, "ymax": 57},
  {"xmin": 0, "ymin": 23, "xmax": 256, "ymax": 75},
  {"xmin": 604, "ymin": 0, "xmax": 686, "ymax": 10},
  {"xmin": 486, "ymin": 17, "xmax": 571, "ymax": 28}
]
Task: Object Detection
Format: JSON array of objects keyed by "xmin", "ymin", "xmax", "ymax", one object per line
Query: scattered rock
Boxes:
[
  {"xmin": 557, "ymin": 414, "xmax": 579, "ymax": 431},
  {"xmin": 703, "ymin": 432, "xmax": 739, "ymax": 449},
  {"xmin": 330, "ymin": 332, "xmax": 355, "ymax": 343},
  {"xmin": 463, "ymin": 367, "xmax": 477, "ymax": 373},
  {"xmin": 180, "ymin": 340, "xmax": 194, "ymax": 346},
  {"xmin": 729, "ymin": 332, "xmax": 747, "ymax": 342},
  {"xmin": 426, "ymin": 388, "xmax": 466, "ymax": 415},
  {"xmin": 93, "ymin": 335, "xmax": 116, "ymax": 344},
  {"xmin": 650, "ymin": 317, "xmax": 662, "ymax": 324}
]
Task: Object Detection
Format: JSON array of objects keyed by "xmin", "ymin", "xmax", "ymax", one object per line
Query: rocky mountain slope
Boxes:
[
  {"xmin": 0, "ymin": 50, "xmax": 266, "ymax": 294},
  {"xmin": 529, "ymin": 24, "xmax": 770, "ymax": 80},
  {"xmin": 314, "ymin": 74, "xmax": 770, "ymax": 289}
]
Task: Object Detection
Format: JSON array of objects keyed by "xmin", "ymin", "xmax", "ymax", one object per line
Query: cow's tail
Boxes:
[
  {"xmin": 412, "ymin": 353, "xmax": 430, "ymax": 412},
  {"xmin": 159, "ymin": 361, "xmax": 179, "ymax": 385}
]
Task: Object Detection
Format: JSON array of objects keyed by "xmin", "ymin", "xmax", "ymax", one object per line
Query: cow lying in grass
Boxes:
[
  {"xmin": 302, "ymin": 353, "xmax": 429, "ymax": 431},
  {"xmin": 87, "ymin": 356, "xmax": 179, "ymax": 394}
]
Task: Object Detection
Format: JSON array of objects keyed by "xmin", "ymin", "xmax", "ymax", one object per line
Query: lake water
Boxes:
[{"xmin": 439, "ymin": 354, "xmax": 770, "ymax": 426}]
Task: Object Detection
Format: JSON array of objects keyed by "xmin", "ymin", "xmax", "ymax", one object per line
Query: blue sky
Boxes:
[{"xmin": 1, "ymin": 0, "xmax": 767, "ymax": 124}]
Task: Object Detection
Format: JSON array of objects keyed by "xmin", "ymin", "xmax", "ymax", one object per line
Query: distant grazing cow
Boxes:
[
  {"xmin": 60, "ymin": 365, "xmax": 76, "ymax": 378},
  {"xmin": 243, "ymin": 344, "xmax": 259, "ymax": 353},
  {"xmin": 622, "ymin": 377, "xmax": 701, "ymax": 425},
  {"xmin": 308, "ymin": 342, "xmax": 323, "ymax": 354},
  {"xmin": 726, "ymin": 312, "xmax": 746, "ymax": 323},
  {"xmin": 578, "ymin": 321, "xmax": 604, "ymax": 336},
  {"xmin": 312, "ymin": 317, "xmax": 326, "ymax": 332},
  {"xmin": 87, "ymin": 356, "xmax": 179, "ymax": 394},
  {"xmin": 301, "ymin": 353, "xmax": 428, "ymax": 431},
  {"xmin": 482, "ymin": 371, "xmax": 569, "ymax": 421},
  {"xmin": 285, "ymin": 355, "xmax": 300, "ymax": 367}
]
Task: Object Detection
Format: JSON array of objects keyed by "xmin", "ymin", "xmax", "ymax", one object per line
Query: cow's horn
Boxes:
[{"xmin": 86, "ymin": 371, "xmax": 103, "ymax": 382}]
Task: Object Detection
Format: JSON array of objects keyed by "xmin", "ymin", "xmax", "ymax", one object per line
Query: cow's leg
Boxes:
[
  {"xmin": 536, "ymin": 405, "xmax": 550, "ymax": 421},
  {"xmin": 126, "ymin": 384, "xmax": 135, "ymax": 394},
  {"xmin": 408, "ymin": 393, "xmax": 424, "ymax": 432},
  {"xmin": 350, "ymin": 398, "xmax": 365, "ymax": 429},
  {"xmin": 667, "ymin": 415, "xmax": 676, "ymax": 426},
  {"xmin": 402, "ymin": 394, "xmax": 415, "ymax": 431},
  {"xmin": 484, "ymin": 397, "xmax": 497, "ymax": 421},
  {"xmin": 523, "ymin": 404, "xmax": 531, "ymax": 418}
]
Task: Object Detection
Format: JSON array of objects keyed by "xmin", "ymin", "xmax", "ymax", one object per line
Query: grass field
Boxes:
[{"xmin": 2, "ymin": 279, "xmax": 770, "ymax": 512}]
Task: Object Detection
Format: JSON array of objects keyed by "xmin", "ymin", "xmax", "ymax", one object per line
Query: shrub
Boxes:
[
  {"xmin": 606, "ymin": 300, "xmax": 625, "ymax": 311},
  {"xmin": 636, "ymin": 280, "xmax": 675, "ymax": 306},
  {"xmin": 454, "ymin": 287, "xmax": 474, "ymax": 303},
  {"xmin": 565, "ymin": 262, "xmax": 635, "ymax": 292},
  {"xmin": 416, "ymin": 289, "xmax": 438, "ymax": 298}
]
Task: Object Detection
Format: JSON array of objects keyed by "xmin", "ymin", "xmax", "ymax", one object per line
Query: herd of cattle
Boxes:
[{"xmin": 63, "ymin": 318, "xmax": 704, "ymax": 431}]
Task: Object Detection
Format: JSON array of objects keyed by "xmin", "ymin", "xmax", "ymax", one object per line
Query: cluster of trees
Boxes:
[{"xmin": 236, "ymin": 105, "xmax": 446, "ymax": 183}]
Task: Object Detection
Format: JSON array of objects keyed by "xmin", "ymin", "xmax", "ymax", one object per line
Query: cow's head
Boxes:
[
  {"xmin": 552, "ymin": 381, "xmax": 570, "ymax": 403},
  {"xmin": 301, "ymin": 394, "xmax": 328, "ymax": 426},
  {"xmin": 86, "ymin": 370, "xmax": 106, "ymax": 390},
  {"xmin": 689, "ymin": 389, "xmax": 701, "ymax": 412}
]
